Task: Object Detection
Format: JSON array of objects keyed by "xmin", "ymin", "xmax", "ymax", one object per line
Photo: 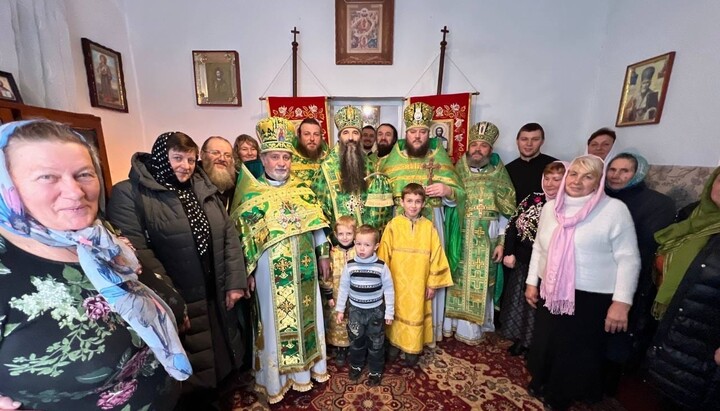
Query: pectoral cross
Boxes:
[{"xmin": 422, "ymin": 158, "xmax": 441, "ymax": 185}]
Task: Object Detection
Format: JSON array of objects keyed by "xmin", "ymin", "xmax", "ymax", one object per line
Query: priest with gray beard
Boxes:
[{"xmin": 200, "ymin": 136, "xmax": 237, "ymax": 211}]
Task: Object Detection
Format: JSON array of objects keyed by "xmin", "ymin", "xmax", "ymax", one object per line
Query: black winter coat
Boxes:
[
  {"xmin": 646, "ymin": 234, "xmax": 720, "ymax": 410},
  {"xmin": 107, "ymin": 153, "xmax": 247, "ymax": 389},
  {"xmin": 605, "ymin": 182, "xmax": 675, "ymax": 366}
]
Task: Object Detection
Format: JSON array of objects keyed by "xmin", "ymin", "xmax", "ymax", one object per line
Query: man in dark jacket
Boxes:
[{"xmin": 603, "ymin": 152, "xmax": 675, "ymax": 393}]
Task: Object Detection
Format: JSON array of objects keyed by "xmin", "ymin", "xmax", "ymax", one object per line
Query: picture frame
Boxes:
[
  {"xmin": 192, "ymin": 50, "xmax": 242, "ymax": 106},
  {"xmin": 81, "ymin": 38, "xmax": 129, "ymax": 112},
  {"xmin": 335, "ymin": 0, "xmax": 394, "ymax": 65},
  {"xmin": 0, "ymin": 70, "xmax": 23, "ymax": 103},
  {"xmin": 431, "ymin": 120, "xmax": 452, "ymax": 154},
  {"xmin": 616, "ymin": 51, "xmax": 675, "ymax": 127}
]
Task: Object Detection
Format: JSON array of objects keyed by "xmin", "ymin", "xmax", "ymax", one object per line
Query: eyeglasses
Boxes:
[{"xmin": 203, "ymin": 150, "xmax": 233, "ymax": 159}]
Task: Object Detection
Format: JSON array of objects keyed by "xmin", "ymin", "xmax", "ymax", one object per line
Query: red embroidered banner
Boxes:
[
  {"xmin": 266, "ymin": 96, "xmax": 330, "ymax": 143},
  {"xmin": 409, "ymin": 93, "xmax": 471, "ymax": 163}
]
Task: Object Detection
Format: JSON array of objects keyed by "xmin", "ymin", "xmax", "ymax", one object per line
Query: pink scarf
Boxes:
[{"xmin": 540, "ymin": 158, "xmax": 606, "ymax": 315}]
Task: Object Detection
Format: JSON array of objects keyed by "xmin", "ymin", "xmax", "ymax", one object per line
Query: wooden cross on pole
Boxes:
[
  {"xmin": 422, "ymin": 158, "xmax": 441, "ymax": 185},
  {"xmin": 291, "ymin": 26, "xmax": 300, "ymax": 97},
  {"xmin": 436, "ymin": 26, "xmax": 449, "ymax": 95}
]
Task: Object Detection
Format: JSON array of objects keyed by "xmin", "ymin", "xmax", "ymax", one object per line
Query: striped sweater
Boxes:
[{"xmin": 335, "ymin": 254, "xmax": 395, "ymax": 320}]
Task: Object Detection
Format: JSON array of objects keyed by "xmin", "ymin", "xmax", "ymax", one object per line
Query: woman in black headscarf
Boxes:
[{"xmin": 107, "ymin": 132, "xmax": 248, "ymax": 408}]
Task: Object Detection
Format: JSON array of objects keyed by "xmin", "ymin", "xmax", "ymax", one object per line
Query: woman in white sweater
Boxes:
[{"xmin": 524, "ymin": 155, "xmax": 640, "ymax": 410}]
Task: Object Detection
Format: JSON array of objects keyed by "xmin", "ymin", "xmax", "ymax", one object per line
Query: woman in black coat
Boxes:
[
  {"xmin": 603, "ymin": 153, "xmax": 675, "ymax": 390},
  {"xmin": 107, "ymin": 132, "xmax": 248, "ymax": 407},
  {"xmin": 647, "ymin": 166, "xmax": 720, "ymax": 410}
]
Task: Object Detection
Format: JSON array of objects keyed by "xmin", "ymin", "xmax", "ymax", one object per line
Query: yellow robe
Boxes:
[
  {"xmin": 378, "ymin": 215, "xmax": 453, "ymax": 354},
  {"xmin": 320, "ymin": 245, "xmax": 355, "ymax": 347}
]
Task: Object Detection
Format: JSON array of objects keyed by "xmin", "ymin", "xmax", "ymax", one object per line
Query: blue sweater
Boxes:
[{"xmin": 335, "ymin": 254, "xmax": 395, "ymax": 320}]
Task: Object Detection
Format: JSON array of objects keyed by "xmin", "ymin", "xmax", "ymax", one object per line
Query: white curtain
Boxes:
[{"xmin": 0, "ymin": 0, "xmax": 76, "ymax": 111}]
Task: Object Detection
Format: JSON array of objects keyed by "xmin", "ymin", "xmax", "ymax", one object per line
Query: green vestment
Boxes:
[
  {"xmin": 291, "ymin": 143, "xmax": 329, "ymax": 184},
  {"xmin": 230, "ymin": 165, "xmax": 329, "ymax": 373},
  {"xmin": 312, "ymin": 145, "xmax": 393, "ymax": 231},
  {"xmin": 445, "ymin": 153, "xmax": 516, "ymax": 324}
]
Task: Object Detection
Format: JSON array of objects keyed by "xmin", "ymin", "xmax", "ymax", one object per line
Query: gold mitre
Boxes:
[
  {"xmin": 469, "ymin": 121, "xmax": 499, "ymax": 147},
  {"xmin": 256, "ymin": 117, "xmax": 296, "ymax": 153},
  {"xmin": 334, "ymin": 105, "xmax": 363, "ymax": 131},
  {"xmin": 403, "ymin": 102, "xmax": 434, "ymax": 129}
]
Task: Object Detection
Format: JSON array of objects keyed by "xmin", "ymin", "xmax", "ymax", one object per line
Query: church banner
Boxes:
[
  {"xmin": 267, "ymin": 96, "xmax": 330, "ymax": 143},
  {"xmin": 409, "ymin": 93, "xmax": 471, "ymax": 163}
]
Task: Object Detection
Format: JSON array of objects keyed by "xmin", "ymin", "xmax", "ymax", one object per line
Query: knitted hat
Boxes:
[
  {"xmin": 403, "ymin": 102, "xmax": 433, "ymax": 130},
  {"xmin": 469, "ymin": 121, "xmax": 499, "ymax": 147},
  {"xmin": 256, "ymin": 117, "xmax": 295, "ymax": 153},
  {"xmin": 334, "ymin": 106, "xmax": 363, "ymax": 131}
]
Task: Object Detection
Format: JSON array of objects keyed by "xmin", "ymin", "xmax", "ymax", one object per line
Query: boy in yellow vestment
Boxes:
[
  {"xmin": 378, "ymin": 183, "xmax": 453, "ymax": 366},
  {"xmin": 320, "ymin": 215, "xmax": 357, "ymax": 366}
]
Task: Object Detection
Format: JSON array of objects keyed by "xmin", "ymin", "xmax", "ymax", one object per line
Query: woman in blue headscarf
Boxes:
[
  {"xmin": 0, "ymin": 119, "xmax": 191, "ymax": 410},
  {"xmin": 603, "ymin": 152, "xmax": 675, "ymax": 393}
]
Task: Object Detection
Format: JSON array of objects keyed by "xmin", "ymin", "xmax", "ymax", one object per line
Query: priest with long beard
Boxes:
[
  {"xmin": 379, "ymin": 102, "xmax": 465, "ymax": 345},
  {"xmin": 200, "ymin": 136, "xmax": 237, "ymax": 211},
  {"xmin": 313, "ymin": 105, "xmax": 393, "ymax": 232}
]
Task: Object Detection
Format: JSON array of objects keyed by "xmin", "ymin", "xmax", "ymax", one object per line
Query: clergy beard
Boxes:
[
  {"xmin": 205, "ymin": 165, "xmax": 236, "ymax": 192},
  {"xmin": 339, "ymin": 140, "xmax": 367, "ymax": 193},
  {"xmin": 376, "ymin": 142, "xmax": 394, "ymax": 158},
  {"xmin": 406, "ymin": 139, "xmax": 430, "ymax": 158},
  {"xmin": 466, "ymin": 154, "xmax": 490, "ymax": 169},
  {"xmin": 296, "ymin": 142, "xmax": 322, "ymax": 160}
]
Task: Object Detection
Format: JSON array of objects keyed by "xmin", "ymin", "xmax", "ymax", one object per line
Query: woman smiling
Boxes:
[{"xmin": 0, "ymin": 120, "xmax": 189, "ymax": 410}]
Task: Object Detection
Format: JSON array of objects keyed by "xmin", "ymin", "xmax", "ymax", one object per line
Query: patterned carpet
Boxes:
[{"xmin": 226, "ymin": 334, "xmax": 624, "ymax": 410}]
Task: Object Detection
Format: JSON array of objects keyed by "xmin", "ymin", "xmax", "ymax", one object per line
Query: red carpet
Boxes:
[{"xmin": 226, "ymin": 334, "xmax": 632, "ymax": 410}]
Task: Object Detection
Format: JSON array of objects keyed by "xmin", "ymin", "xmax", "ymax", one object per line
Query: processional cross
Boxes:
[
  {"xmin": 422, "ymin": 158, "xmax": 441, "ymax": 185},
  {"xmin": 436, "ymin": 26, "xmax": 449, "ymax": 95},
  {"xmin": 291, "ymin": 26, "xmax": 300, "ymax": 97}
]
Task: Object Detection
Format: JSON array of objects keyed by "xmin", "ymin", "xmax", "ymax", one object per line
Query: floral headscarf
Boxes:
[{"xmin": 0, "ymin": 120, "xmax": 191, "ymax": 381}]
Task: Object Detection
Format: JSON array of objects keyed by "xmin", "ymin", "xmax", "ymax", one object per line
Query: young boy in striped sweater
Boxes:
[{"xmin": 336, "ymin": 225, "xmax": 395, "ymax": 386}]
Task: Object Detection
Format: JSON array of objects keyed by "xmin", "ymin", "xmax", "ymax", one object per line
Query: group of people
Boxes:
[{"xmin": 0, "ymin": 104, "xmax": 717, "ymax": 411}]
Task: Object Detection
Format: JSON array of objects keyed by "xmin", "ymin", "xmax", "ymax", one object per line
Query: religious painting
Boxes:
[
  {"xmin": 616, "ymin": 51, "xmax": 675, "ymax": 127},
  {"xmin": 193, "ymin": 50, "xmax": 242, "ymax": 106},
  {"xmin": 0, "ymin": 71, "xmax": 22, "ymax": 103},
  {"xmin": 81, "ymin": 38, "xmax": 128, "ymax": 112},
  {"xmin": 361, "ymin": 105, "xmax": 381, "ymax": 128},
  {"xmin": 335, "ymin": 0, "xmax": 394, "ymax": 65},
  {"xmin": 431, "ymin": 120, "xmax": 452, "ymax": 154}
]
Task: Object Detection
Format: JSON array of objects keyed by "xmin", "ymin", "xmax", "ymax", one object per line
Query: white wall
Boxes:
[
  {"xmin": 585, "ymin": 0, "xmax": 720, "ymax": 166},
  {"xmin": 64, "ymin": 0, "xmax": 145, "ymax": 184},
  {"xmin": 121, "ymin": 0, "xmax": 609, "ymax": 164},
  {"xmin": 61, "ymin": 0, "xmax": 719, "ymax": 182}
]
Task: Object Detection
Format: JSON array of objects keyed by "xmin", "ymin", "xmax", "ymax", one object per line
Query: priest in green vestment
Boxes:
[
  {"xmin": 379, "ymin": 102, "xmax": 466, "ymax": 342},
  {"xmin": 312, "ymin": 105, "xmax": 393, "ymax": 232},
  {"xmin": 443, "ymin": 121, "xmax": 516, "ymax": 345},
  {"xmin": 291, "ymin": 118, "xmax": 329, "ymax": 183},
  {"xmin": 230, "ymin": 116, "xmax": 331, "ymax": 404}
]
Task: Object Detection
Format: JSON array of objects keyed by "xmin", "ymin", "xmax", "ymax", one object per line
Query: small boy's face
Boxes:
[
  {"xmin": 336, "ymin": 225, "xmax": 355, "ymax": 247},
  {"xmin": 401, "ymin": 193, "xmax": 424, "ymax": 219},
  {"xmin": 354, "ymin": 232, "xmax": 379, "ymax": 259}
]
